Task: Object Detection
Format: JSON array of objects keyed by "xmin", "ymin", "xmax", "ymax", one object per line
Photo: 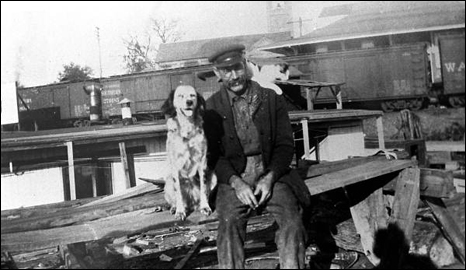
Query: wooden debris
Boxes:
[
  {"xmin": 1, "ymin": 208, "xmax": 216, "ymax": 252},
  {"xmin": 333, "ymin": 218, "xmax": 457, "ymax": 267},
  {"xmin": 425, "ymin": 197, "xmax": 465, "ymax": 265},
  {"xmin": 1, "ymin": 191, "xmax": 165, "ymax": 234},
  {"xmin": 81, "ymin": 182, "xmax": 160, "ymax": 207},
  {"xmin": 411, "ymin": 220, "xmax": 456, "ymax": 267},
  {"xmin": 384, "ymin": 168, "xmax": 456, "ymax": 198},
  {"xmin": 139, "ymin": 177, "xmax": 166, "ymax": 187},
  {"xmin": 174, "ymin": 237, "xmax": 204, "ymax": 269},
  {"xmin": 389, "ymin": 167, "xmax": 420, "ymax": 245},
  {"xmin": 304, "ymin": 159, "xmax": 416, "ymax": 195}
]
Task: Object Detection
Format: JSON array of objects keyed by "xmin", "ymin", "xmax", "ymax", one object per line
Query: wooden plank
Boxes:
[
  {"xmin": 288, "ymin": 109, "xmax": 383, "ymax": 123},
  {"xmin": 81, "ymin": 183, "xmax": 159, "ymax": 207},
  {"xmin": 425, "ymin": 197, "xmax": 466, "ymax": 265},
  {"xmin": 1, "ymin": 208, "xmax": 218, "ymax": 253},
  {"xmin": 349, "ymin": 187, "xmax": 387, "ymax": 265},
  {"xmin": 297, "ymin": 155, "xmax": 388, "ymax": 179},
  {"xmin": 138, "ymin": 177, "xmax": 165, "ymax": 186},
  {"xmin": 389, "ymin": 167, "xmax": 420, "ymax": 245},
  {"xmin": 174, "ymin": 237, "xmax": 204, "ymax": 269},
  {"xmin": 305, "ymin": 88, "xmax": 314, "ymax": 110},
  {"xmin": 91, "ymin": 158, "xmax": 98, "ymax": 197},
  {"xmin": 376, "ymin": 116, "xmax": 385, "ymax": 150},
  {"xmin": 304, "ymin": 159, "xmax": 416, "ymax": 195},
  {"xmin": 1, "ymin": 190, "xmax": 164, "ymax": 234},
  {"xmin": 66, "ymin": 141, "xmax": 76, "ymax": 200},
  {"xmin": 301, "ymin": 119, "xmax": 311, "ymax": 159},
  {"xmin": 383, "ymin": 168, "xmax": 456, "ymax": 198},
  {"xmin": 1, "ymin": 196, "xmax": 102, "ymax": 220},
  {"xmin": 1, "ymin": 124, "xmax": 167, "ymax": 152},
  {"xmin": 426, "ymin": 141, "xmax": 465, "ymax": 152},
  {"xmin": 119, "ymin": 142, "xmax": 133, "ymax": 189},
  {"xmin": 301, "ymin": 157, "xmax": 453, "ymax": 198}
]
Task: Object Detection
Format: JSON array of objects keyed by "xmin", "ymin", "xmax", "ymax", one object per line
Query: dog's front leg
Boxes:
[
  {"xmin": 198, "ymin": 159, "xmax": 212, "ymax": 216},
  {"xmin": 173, "ymin": 173, "xmax": 187, "ymax": 221}
]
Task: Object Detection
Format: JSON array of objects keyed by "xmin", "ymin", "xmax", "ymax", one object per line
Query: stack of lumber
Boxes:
[{"xmin": 2, "ymin": 155, "xmax": 464, "ymax": 269}]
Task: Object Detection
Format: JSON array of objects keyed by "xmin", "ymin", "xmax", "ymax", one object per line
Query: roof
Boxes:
[
  {"xmin": 155, "ymin": 32, "xmax": 292, "ymax": 63},
  {"xmin": 260, "ymin": 1, "xmax": 465, "ymax": 50}
]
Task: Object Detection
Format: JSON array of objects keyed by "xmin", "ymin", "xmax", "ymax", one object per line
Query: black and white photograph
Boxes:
[{"xmin": 1, "ymin": 1, "xmax": 464, "ymax": 269}]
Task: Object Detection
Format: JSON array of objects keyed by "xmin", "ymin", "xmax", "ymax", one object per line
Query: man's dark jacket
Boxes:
[{"xmin": 204, "ymin": 80, "xmax": 311, "ymax": 208}]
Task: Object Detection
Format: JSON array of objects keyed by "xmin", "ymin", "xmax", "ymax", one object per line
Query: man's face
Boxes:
[{"xmin": 214, "ymin": 61, "xmax": 249, "ymax": 94}]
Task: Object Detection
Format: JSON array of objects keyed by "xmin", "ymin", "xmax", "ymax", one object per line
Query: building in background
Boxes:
[{"xmin": 266, "ymin": 1, "xmax": 294, "ymax": 35}]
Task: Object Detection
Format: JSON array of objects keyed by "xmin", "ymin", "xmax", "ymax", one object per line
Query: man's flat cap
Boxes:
[{"xmin": 208, "ymin": 44, "xmax": 246, "ymax": 68}]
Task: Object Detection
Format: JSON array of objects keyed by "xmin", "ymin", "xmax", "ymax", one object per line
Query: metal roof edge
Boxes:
[{"xmin": 259, "ymin": 24, "xmax": 465, "ymax": 50}]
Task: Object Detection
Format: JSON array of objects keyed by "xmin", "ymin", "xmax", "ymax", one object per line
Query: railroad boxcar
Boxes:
[
  {"xmin": 437, "ymin": 34, "xmax": 465, "ymax": 108},
  {"xmin": 283, "ymin": 43, "xmax": 430, "ymax": 111},
  {"xmin": 13, "ymin": 34, "xmax": 465, "ymax": 130},
  {"xmin": 15, "ymin": 66, "xmax": 220, "ymax": 129}
]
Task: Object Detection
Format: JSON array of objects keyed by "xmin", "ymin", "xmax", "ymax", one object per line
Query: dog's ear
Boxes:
[
  {"xmin": 161, "ymin": 89, "xmax": 177, "ymax": 118},
  {"xmin": 196, "ymin": 92, "xmax": 206, "ymax": 116}
]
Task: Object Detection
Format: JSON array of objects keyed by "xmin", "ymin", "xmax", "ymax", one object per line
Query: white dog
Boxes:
[{"xmin": 161, "ymin": 85, "xmax": 216, "ymax": 221}]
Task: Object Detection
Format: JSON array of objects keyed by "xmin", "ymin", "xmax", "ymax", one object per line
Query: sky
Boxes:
[{"xmin": 1, "ymin": 1, "xmax": 342, "ymax": 88}]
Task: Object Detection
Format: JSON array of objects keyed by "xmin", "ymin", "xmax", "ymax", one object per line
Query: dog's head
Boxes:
[{"xmin": 162, "ymin": 85, "xmax": 206, "ymax": 119}]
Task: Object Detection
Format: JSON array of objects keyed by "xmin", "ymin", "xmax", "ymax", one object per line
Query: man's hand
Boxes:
[
  {"xmin": 230, "ymin": 176, "xmax": 259, "ymax": 209},
  {"xmin": 254, "ymin": 171, "xmax": 275, "ymax": 206}
]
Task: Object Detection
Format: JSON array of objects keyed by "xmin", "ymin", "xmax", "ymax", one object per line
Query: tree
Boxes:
[
  {"xmin": 123, "ymin": 17, "xmax": 184, "ymax": 74},
  {"xmin": 150, "ymin": 17, "xmax": 183, "ymax": 44},
  {"xmin": 58, "ymin": 62, "xmax": 94, "ymax": 82},
  {"xmin": 123, "ymin": 34, "xmax": 155, "ymax": 74}
]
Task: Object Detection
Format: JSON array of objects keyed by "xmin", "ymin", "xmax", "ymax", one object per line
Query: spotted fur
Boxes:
[{"xmin": 161, "ymin": 85, "xmax": 216, "ymax": 221}]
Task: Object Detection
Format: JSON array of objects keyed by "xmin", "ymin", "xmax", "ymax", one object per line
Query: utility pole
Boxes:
[
  {"xmin": 287, "ymin": 17, "xmax": 312, "ymax": 37},
  {"xmin": 95, "ymin": 26, "xmax": 103, "ymax": 78}
]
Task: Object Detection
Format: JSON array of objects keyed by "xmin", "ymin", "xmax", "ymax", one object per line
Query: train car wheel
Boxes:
[
  {"xmin": 381, "ymin": 101, "xmax": 395, "ymax": 112},
  {"xmin": 83, "ymin": 120, "xmax": 91, "ymax": 127},
  {"xmin": 448, "ymin": 96, "xmax": 465, "ymax": 108},
  {"xmin": 408, "ymin": 98, "xmax": 423, "ymax": 111},
  {"xmin": 111, "ymin": 118, "xmax": 122, "ymax": 125},
  {"xmin": 73, "ymin": 120, "xmax": 83, "ymax": 127}
]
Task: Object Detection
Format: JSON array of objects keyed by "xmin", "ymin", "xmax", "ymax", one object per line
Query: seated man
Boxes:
[{"xmin": 205, "ymin": 44, "xmax": 311, "ymax": 269}]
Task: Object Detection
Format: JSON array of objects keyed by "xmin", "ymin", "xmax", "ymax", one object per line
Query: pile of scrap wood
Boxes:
[{"xmin": 1, "ymin": 155, "xmax": 465, "ymax": 269}]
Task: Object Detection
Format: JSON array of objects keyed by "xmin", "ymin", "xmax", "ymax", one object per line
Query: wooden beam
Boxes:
[
  {"xmin": 426, "ymin": 141, "xmax": 465, "ymax": 152},
  {"xmin": 297, "ymin": 155, "xmax": 388, "ymax": 179},
  {"xmin": 300, "ymin": 157, "xmax": 453, "ymax": 198},
  {"xmin": 1, "ymin": 190, "xmax": 164, "ymax": 234},
  {"xmin": 1, "ymin": 208, "xmax": 218, "ymax": 253},
  {"xmin": 383, "ymin": 168, "xmax": 456, "ymax": 198},
  {"xmin": 349, "ymin": 187, "xmax": 387, "ymax": 265},
  {"xmin": 301, "ymin": 119, "xmax": 311, "ymax": 160},
  {"xmin": 305, "ymin": 87, "xmax": 314, "ymax": 110},
  {"xmin": 138, "ymin": 177, "xmax": 165, "ymax": 187},
  {"xmin": 376, "ymin": 116, "xmax": 385, "ymax": 150},
  {"xmin": 174, "ymin": 237, "xmax": 204, "ymax": 269},
  {"xmin": 81, "ymin": 183, "xmax": 159, "ymax": 207},
  {"xmin": 389, "ymin": 167, "xmax": 420, "ymax": 245},
  {"xmin": 66, "ymin": 141, "xmax": 76, "ymax": 200},
  {"xmin": 119, "ymin": 142, "xmax": 135, "ymax": 189},
  {"xmin": 304, "ymin": 159, "xmax": 416, "ymax": 195},
  {"xmin": 91, "ymin": 158, "xmax": 98, "ymax": 197},
  {"xmin": 1, "ymin": 196, "xmax": 101, "ymax": 220}
]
